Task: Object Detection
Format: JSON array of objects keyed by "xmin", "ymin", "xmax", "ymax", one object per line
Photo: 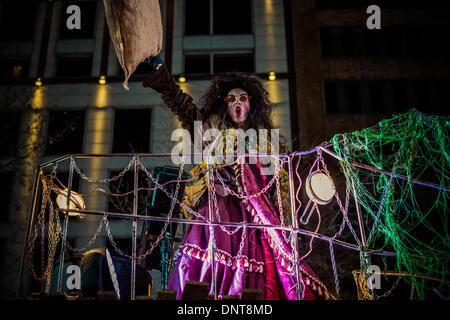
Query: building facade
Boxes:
[
  {"xmin": 0, "ymin": 0, "xmax": 292, "ymax": 299},
  {"xmin": 0, "ymin": 0, "xmax": 449, "ymax": 299}
]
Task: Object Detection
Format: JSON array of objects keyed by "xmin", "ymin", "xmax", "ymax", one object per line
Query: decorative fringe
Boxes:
[{"xmin": 178, "ymin": 243, "xmax": 264, "ymax": 274}]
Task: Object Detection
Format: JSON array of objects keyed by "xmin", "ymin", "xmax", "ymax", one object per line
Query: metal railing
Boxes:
[{"xmin": 17, "ymin": 150, "xmax": 426, "ymax": 300}]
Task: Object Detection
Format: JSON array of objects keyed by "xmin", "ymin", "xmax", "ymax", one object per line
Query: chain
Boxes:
[
  {"xmin": 329, "ymin": 241, "xmax": 340, "ymax": 296},
  {"xmin": 44, "ymin": 200, "xmax": 60, "ymax": 289},
  {"xmin": 105, "ymin": 160, "xmax": 185, "ymax": 260},
  {"xmin": 213, "ymin": 155, "xmax": 285, "ymax": 201},
  {"xmin": 235, "ymin": 222, "xmax": 247, "ymax": 265},
  {"xmin": 26, "ymin": 178, "xmax": 48, "ymax": 282},
  {"xmin": 377, "ymin": 276, "xmax": 401, "ymax": 299},
  {"xmin": 26, "ymin": 166, "xmax": 59, "ymax": 285},
  {"xmin": 140, "ymin": 160, "xmax": 206, "ymax": 222},
  {"xmin": 71, "ymin": 157, "xmax": 135, "ymax": 184},
  {"xmin": 210, "ymin": 165, "xmax": 243, "ymax": 236},
  {"xmin": 55, "ymin": 210, "xmax": 107, "ymax": 254},
  {"xmin": 276, "ymin": 157, "xmax": 292, "ymax": 243}
]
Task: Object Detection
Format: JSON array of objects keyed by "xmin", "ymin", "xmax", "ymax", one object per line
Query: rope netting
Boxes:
[{"xmin": 332, "ymin": 109, "xmax": 449, "ymax": 298}]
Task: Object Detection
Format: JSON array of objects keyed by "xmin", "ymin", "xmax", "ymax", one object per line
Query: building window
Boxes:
[
  {"xmin": 185, "ymin": 0, "xmax": 252, "ymax": 36},
  {"xmin": 213, "ymin": 0, "xmax": 252, "ymax": 35},
  {"xmin": 59, "ymin": 1, "xmax": 97, "ymax": 39},
  {"xmin": 184, "ymin": 52, "xmax": 254, "ymax": 74},
  {"xmin": 185, "ymin": 0, "xmax": 210, "ymax": 35},
  {"xmin": 0, "ymin": 2, "xmax": 37, "ymax": 41},
  {"xmin": 46, "ymin": 110, "xmax": 85, "ymax": 155},
  {"xmin": 316, "ymin": 0, "xmax": 450, "ymax": 9},
  {"xmin": 213, "ymin": 53, "xmax": 253, "ymax": 73},
  {"xmin": 324, "ymin": 80, "xmax": 448, "ymax": 115},
  {"xmin": 184, "ymin": 54, "xmax": 210, "ymax": 74},
  {"xmin": 56, "ymin": 56, "xmax": 92, "ymax": 77},
  {"xmin": 112, "ymin": 109, "xmax": 151, "ymax": 153},
  {"xmin": 0, "ymin": 111, "xmax": 21, "ymax": 155},
  {"xmin": 0, "ymin": 172, "xmax": 13, "ymax": 221},
  {"xmin": 0, "ymin": 59, "xmax": 30, "ymax": 82},
  {"xmin": 320, "ymin": 26, "xmax": 450, "ymax": 58}
]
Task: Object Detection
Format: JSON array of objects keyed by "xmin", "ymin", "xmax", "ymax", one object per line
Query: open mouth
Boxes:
[{"xmin": 235, "ymin": 106, "xmax": 241, "ymax": 115}]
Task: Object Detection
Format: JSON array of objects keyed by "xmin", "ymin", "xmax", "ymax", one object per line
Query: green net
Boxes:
[{"xmin": 332, "ymin": 109, "xmax": 449, "ymax": 298}]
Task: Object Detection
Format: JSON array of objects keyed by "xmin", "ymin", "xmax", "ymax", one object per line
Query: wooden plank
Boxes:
[
  {"xmin": 222, "ymin": 295, "xmax": 240, "ymax": 300},
  {"xmin": 241, "ymin": 288, "xmax": 261, "ymax": 300},
  {"xmin": 181, "ymin": 281, "xmax": 210, "ymax": 300},
  {"xmin": 157, "ymin": 289, "xmax": 177, "ymax": 300},
  {"xmin": 97, "ymin": 291, "xmax": 117, "ymax": 300},
  {"xmin": 135, "ymin": 295, "xmax": 154, "ymax": 300}
]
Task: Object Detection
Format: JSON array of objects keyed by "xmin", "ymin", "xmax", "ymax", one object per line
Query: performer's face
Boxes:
[{"xmin": 225, "ymin": 88, "xmax": 251, "ymax": 128}]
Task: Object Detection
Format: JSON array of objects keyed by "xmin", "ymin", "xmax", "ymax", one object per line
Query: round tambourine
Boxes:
[
  {"xmin": 56, "ymin": 188, "xmax": 86, "ymax": 216},
  {"xmin": 305, "ymin": 171, "xmax": 336, "ymax": 205}
]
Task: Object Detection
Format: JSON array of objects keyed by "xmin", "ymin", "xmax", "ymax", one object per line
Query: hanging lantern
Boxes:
[
  {"xmin": 56, "ymin": 188, "xmax": 85, "ymax": 216},
  {"xmin": 305, "ymin": 171, "xmax": 336, "ymax": 205}
]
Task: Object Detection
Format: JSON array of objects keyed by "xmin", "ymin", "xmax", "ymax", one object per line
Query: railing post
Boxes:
[
  {"xmin": 350, "ymin": 176, "xmax": 375, "ymax": 299},
  {"xmin": 57, "ymin": 156, "xmax": 74, "ymax": 292},
  {"xmin": 287, "ymin": 155, "xmax": 303, "ymax": 300},
  {"xmin": 131, "ymin": 156, "xmax": 139, "ymax": 300},
  {"xmin": 206, "ymin": 159, "xmax": 217, "ymax": 299},
  {"xmin": 16, "ymin": 167, "xmax": 41, "ymax": 298}
]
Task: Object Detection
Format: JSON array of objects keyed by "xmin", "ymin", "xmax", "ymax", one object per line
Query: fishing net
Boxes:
[{"xmin": 332, "ymin": 109, "xmax": 449, "ymax": 298}]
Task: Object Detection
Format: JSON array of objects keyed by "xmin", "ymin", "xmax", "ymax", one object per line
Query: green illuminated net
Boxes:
[{"xmin": 332, "ymin": 109, "xmax": 449, "ymax": 298}]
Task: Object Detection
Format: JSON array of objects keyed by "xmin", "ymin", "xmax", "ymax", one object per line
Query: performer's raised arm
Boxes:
[{"xmin": 142, "ymin": 55, "xmax": 202, "ymax": 137}]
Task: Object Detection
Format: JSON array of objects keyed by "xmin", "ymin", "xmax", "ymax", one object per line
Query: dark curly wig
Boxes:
[{"xmin": 199, "ymin": 72, "xmax": 288, "ymax": 152}]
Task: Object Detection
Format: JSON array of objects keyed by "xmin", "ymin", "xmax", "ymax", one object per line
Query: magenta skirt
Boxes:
[{"xmin": 167, "ymin": 162, "xmax": 329, "ymax": 300}]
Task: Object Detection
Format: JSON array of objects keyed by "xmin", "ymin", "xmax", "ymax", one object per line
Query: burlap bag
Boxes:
[{"xmin": 103, "ymin": 0, "xmax": 163, "ymax": 90}]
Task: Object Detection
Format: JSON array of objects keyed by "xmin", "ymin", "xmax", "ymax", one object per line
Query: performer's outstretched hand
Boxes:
[{"xmin": 144, "ymin": 54, "xmax": 163, "ymax": 72}]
